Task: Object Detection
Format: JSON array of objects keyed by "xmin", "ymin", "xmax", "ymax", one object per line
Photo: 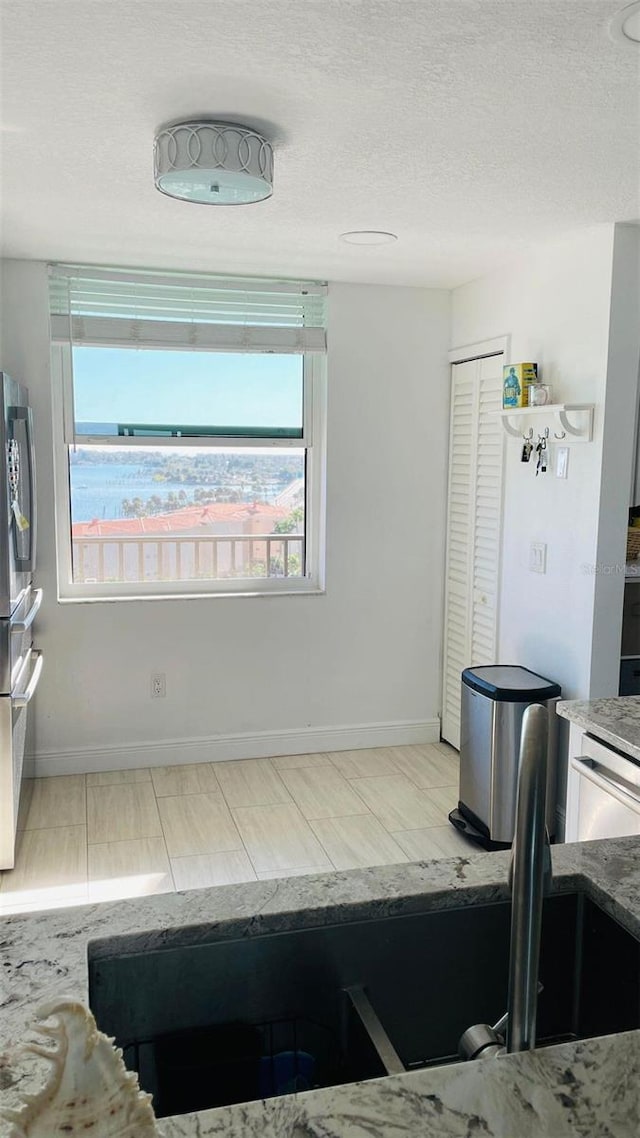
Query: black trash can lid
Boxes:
[{"xmin": 461, "ymin": 665, "xmax": 561, "ymax": 702}]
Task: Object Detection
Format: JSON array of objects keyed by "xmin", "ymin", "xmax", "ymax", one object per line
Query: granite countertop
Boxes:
[
  {"xmin": 1, "ymin": 836, "xmax": 640, "ymax": 1137},
  {"xmin": 557, "ymin": 694, "xmax": 640, "ymax": 762}
]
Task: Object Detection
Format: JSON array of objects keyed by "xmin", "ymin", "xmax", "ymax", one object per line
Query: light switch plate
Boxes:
[
  {"xmin": 556, "ymin": 447, "xmax": 569, "ymax": 479},
  {"xmin": 529, "ymin": 542, "xmax": 547, "ymax": 574}
]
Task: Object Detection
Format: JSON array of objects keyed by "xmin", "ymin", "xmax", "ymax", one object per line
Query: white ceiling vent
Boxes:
[{"xmin": 339, "ymin": 231, "xmax": 398, "ymax": 245}]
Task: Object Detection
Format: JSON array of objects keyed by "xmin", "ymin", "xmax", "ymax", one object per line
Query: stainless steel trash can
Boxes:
[{"xmin": 449, "ymin": 665, "xmax": 561, "ymax": 849}]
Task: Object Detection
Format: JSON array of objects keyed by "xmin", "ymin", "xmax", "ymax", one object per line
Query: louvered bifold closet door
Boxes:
[
  {"xmin": 470, "ymin": 357, "xmax": 505, "ymax": 665},
  {"xmin": 441, "ymin": 361, "xmax": 476, "ymax": 747},
  {"xmin": 441, "ymin": 355, "xmax": 504, "ymax": 748}
]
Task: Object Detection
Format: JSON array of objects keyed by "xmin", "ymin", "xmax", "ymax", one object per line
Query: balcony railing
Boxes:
[{"xmin": 71, "ymin": 532, "xmax": 305, "ymax": 583}]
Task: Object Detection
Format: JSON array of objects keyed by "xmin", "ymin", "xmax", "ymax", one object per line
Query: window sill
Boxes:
[{"xmin": 56, "ymin": 587, "xmax": 326, "ymax": 604}]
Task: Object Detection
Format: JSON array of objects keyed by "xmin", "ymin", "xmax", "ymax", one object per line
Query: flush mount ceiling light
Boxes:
[
  {"xmin": 609, "ymin": 1, "xmax": 640, "ymax": 44},
  {"xmin": 339, "ymin": 230, "xmax": 398, "ymax": 245},
  {"xmin": 153, "ymin": 120, "xmax": 273, "ymax": 205}
]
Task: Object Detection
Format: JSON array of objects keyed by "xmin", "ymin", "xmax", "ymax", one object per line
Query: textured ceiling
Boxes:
[{"xmin": 0, "ymin": 0, "xmax": 638, "ymax": 287}]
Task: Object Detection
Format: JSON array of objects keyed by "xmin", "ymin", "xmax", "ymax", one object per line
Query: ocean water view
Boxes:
[
  {"xmin": 69, "ymin": 460, "xmax": 293, "ymax": 522},
  {"xmin": 70, "ymin": 463, "xmax": 194, "ymax": 521}
]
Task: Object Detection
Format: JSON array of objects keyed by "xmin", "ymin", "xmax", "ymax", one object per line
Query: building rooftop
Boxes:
[{"xmin": 71, "ymin": 501, "xmax": 290, "ymax": 537}]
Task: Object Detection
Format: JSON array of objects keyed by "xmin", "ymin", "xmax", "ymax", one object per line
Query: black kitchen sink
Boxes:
[{"xmin": 88, "ymin": 891, "xmax": 640, "ymax": 1118}]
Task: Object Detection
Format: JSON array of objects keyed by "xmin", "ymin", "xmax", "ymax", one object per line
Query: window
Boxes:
[{"xmin": 49, "ymin": 266, "xmax": 326, "ymax": 600}]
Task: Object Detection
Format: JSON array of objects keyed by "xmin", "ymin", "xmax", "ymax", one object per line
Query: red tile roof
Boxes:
[{"xmin": 71, "ymin": 501, "xmax": 289, "ymax": 537}]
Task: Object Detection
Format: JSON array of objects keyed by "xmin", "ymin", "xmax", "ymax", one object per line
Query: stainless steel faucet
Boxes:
[
  {"xmin": 506, "ymin": 702, "xmax": 551, "ymax": 1052},
  {"xmin": 458, "ymin": 702, "xmax": 551, "ymax": 1061}
]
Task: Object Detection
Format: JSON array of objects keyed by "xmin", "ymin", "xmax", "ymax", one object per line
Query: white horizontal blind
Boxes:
[
  {"xmin": 49, "ymin": 265, "xmax": 327, "ymax": 353},
  {"xmin": 442, "ymin": 355, "xmax": 504, "ymax": 748}
]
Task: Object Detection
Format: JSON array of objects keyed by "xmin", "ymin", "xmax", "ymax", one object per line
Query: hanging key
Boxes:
[{"xmin": 540, "ymin": 434, "xmax": 548, "ymax": 473}]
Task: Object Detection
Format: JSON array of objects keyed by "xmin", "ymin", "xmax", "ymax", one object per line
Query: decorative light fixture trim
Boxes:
[
  {"xmin": 609, "ymin": 1, "xmax": 640, "ymax": 45},
  {"xmin": 154, "ymin": 120, "xmax": 274, "ymax": 205}
]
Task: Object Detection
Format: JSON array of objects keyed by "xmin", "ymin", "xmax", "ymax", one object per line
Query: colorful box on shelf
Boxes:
[{"xmin": 502, "ymin": 363, "xmax": 538, "ymax": 409}]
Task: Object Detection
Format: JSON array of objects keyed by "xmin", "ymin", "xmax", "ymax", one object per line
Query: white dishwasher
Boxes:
[{"xmin": 565, "ymin": 731, "xmax": 640, "ymax": 841}]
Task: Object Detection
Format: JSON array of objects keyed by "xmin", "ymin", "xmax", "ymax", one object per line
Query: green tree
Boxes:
[
  {"xmin": 268, "ymin": 553, "xmax": 301, "ymax": 577},
  {"xmin": 273, "ymin": 506, "xmax": 304, "ymax": 534}
]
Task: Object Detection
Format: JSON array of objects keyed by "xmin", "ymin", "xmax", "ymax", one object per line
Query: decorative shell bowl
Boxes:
[{"xmin": 1, "ymin": 999, "xmax": 158, "ymax": 1137}]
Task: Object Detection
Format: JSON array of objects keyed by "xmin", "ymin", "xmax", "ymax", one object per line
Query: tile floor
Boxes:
[{"xmin": 0, "ymin": 742, "xmax": 474, "ymax": 915}]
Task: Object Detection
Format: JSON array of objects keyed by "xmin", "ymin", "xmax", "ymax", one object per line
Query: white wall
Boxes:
[
  {"xmin": 1, "ymin": 261, "xmax": 451, "ymax": 773},
  {"xmin": 0, "ymin": 260, "xmax": 4, "ymax": 366},
  {"xmin": 451, "ymin": 224, "xmax": 640, "ymax": 820},
  {"xmin": 452, "ymin": 226, "xmax": 615, "ymax": 700},
  {"xmin": 591, "ymin": 225, "xmax": 640, "ymax": 695}
]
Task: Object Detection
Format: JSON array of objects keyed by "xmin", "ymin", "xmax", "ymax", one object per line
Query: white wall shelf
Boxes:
[{"xmin": 499, "ymin": 403, "xmax": 594, "ymax": 442}]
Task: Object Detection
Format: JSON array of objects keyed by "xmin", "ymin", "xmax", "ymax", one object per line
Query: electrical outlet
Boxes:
[
  {"xmin": 529, "ymin": 542, "xmax": 547, "ymax": 574},
  {"xmin": 151, "ymin": 672, "xmax": 166, "ymax": 698}
]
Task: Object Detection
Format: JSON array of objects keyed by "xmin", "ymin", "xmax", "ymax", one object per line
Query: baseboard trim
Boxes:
[{"xmin": 24, "ymin": 718, "xmax": 441, "ymax": 777}]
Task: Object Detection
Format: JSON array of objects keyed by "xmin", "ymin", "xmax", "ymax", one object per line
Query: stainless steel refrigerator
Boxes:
[{"xmin": 0, "ymin": 373, "xmax": 43, "ymax": 870}]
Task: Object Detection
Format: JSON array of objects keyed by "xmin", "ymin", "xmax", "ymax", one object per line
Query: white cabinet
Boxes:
[{"xmin": 565, "ymin": 723, "xmax": 640, "ymax": 842}]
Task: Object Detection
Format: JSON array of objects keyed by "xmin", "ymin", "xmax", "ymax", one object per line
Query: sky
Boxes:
[{"xmin": 72, "ymin": 347, "xmax": 303, "ymax": 432}]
